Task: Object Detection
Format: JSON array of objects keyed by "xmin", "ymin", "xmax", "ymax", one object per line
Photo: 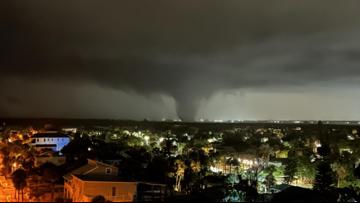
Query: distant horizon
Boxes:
[{"xmin": 1, "ymin": 117, "xmax": 360, "ymax": 122}]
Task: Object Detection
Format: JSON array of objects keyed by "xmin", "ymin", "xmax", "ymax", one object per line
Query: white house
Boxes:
[{"xmin": 31, "ymin": 132, "xmax": 71, "ymax": 153}]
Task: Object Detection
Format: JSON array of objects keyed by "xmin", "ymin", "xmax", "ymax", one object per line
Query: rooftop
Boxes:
[
  {"xmin": 33, "ymin": 133, "xmax": 70, "ymax": 138},
  {"xmin": 73, "ymin": 174, "xmax": 166, "ymax": 187},
  {"xmin": 74, "ymin": 174, "xmax": 126, "ymax": 182},
  {"xmin": 63, "ymin": 159, "xmax": 117, "ymax": 180}
]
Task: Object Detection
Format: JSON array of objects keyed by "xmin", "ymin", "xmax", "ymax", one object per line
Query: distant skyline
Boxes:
[{"xmin": 2, "ymin": 1, "xmax": 360, "ymax": 121}]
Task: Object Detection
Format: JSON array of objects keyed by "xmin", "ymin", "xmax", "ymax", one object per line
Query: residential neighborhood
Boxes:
[{"xmin": 1, "ymin": 119, "xmax": 360, "ymax": 202}]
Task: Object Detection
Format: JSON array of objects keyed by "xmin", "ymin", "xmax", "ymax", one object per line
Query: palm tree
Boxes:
[
  {"xmin": 332, "ymin": 163, "xmax": 347, "ymax": 187},
  {"xmin": 11, "ymin": 169, "xmax": 27, "ymax": 202},
  {"xmin": 174, "ymin": 159, "xmax": 185, "ymax": 192}
]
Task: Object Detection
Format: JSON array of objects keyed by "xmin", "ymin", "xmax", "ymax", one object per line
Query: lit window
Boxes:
[{"xmin": 106, "ymin": 168, "xmax": 112, "ymax": 174}]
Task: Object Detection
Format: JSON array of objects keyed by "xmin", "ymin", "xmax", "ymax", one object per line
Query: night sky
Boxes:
[{"xmin": 2, "ymin": 1, "xmax": 360, "ymax": 121}]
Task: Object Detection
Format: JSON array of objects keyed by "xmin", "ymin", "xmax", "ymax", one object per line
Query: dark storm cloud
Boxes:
[
  {"xmin": 5, "ymin": 96, "xmax": 23, "ymax": 105},
  {"xmin": 2, "ymin": 0, "xmax": 360, "ymax": 120}
]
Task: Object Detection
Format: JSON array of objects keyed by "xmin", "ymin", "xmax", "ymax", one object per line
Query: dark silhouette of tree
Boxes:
[
  {"xmin": 284, "ymin": 157, "xmax": 297, "ymax": 184},
  {"xmin": 12, "ymin": 169, "xmax": 27, "ymax": 202},
  {"xmin": 55, "ymin": 197, "xmax": 65, "ymax": 202},
  {"xmin": 161, "ymin": 132, "xmax": 177, "ymax": 158},
  {"xmin": 354, "ymin": 165, "xmax": 360, "ymax": 179},
  {"xmin": 317, "ymin": 121, "xmax": 328, "ymax": 141},
  {"xmin": 29, "ymin": 174, "xmax": 42, "ymax": 201},
  {"xmin": 61, "ymin": 134, "xmax": 94, "ymax": 166},
  {"xmin": 313, "ymin": 160, "xmax": 336, "ymax": 192},
  {"xmin": 41, "ymin": 162, "xmax": 61, "ymax": 201},
  {"xmin": 146, "ymin": 154, "xmax": 168, "ymax": 183},
  {"xmin": 91, "ymin": 195, "xmax": 106, "ymax": 202},
  {"xmin": 317, "ymin": 143, "xmax": 332, "ymax": 158}
]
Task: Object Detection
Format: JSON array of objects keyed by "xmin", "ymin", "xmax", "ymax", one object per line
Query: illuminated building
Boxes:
[
  {"xmin": 31, "ymin": 132, "xmax": 70, "ymax": 153},
  {"xmin": 64, "ymin": 159, "xmax": 166, "ymax": 202}
]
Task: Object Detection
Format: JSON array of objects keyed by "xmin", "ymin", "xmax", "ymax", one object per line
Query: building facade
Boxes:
[
  {"xmin": 64, "ymin": 159, "xmax": 119, "ymax": 201},
  {"xmin": 63, "ymin": 159, "xmax": 166, "ymax": 202},
  {"xmin": 70, "ymin": 175, "xmax": 137, "ymax": 202},
  {"xmin": 31, "ymin": 132, "xmax": 70, "ymax": 152}
]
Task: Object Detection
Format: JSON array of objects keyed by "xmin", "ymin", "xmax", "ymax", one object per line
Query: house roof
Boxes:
[
  {"xmin": 271, "ymin": 184, "xmax": 291, "ymax": 192},
  {"xmin": 33, "ymin": 133, "xmax": 70, "ymax": 138},
  {"xmin": 63, "ymin": 159, "xmax": 117, "ymax": 180},
  {"xmin": 73, "ymin": 174, "xmax": 166, "ymax": 187},
  {"xmin": 74, "ymin": 174, "xmax": 126, "ymax": 182},
  {"xmin": 64, "ymin": 163, "xmax": 97, "ymax": 180}
]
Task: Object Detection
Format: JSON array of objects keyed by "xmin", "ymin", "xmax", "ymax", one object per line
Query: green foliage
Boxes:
[
  {"xmin": 265, "ymin": 166, "xmax": 276, "ymax": 191},
  {"xmin": 296, "ymin": 156, "xmax": 316, "ymax": 183},
  {"xmin": 225, "ymin": 174, "xmax": 240, "ymax": 185}
]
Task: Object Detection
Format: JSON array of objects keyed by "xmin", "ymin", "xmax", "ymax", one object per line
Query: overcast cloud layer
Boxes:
[{"xmin": 1, "ymin": 1, "xmax": 360, "ymax": 120}]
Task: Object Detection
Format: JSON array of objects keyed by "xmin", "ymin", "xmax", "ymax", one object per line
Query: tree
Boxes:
[
  {"xmin": 161, "ymin": 132, "xmax": 178, "ymax": 158},
  {"xmin": 296, "ymin": 155, "xmax": 316, "ymax": 184},
  {"xmin": 12, "ymin": 169, "xmax": 27, "ymax": 202},
  {"xmin": 29, "ymin": 174, "xmax": 43, "ymax": 201},
  {"xmin": 332, "ymin": 162, "xmax": 348, "ymax": 187},
  {"xmin": 226, "ymin": 157, "xmax": 240, "ymax": 175},
  {"xmin": 284, "ymin": 157, "xmax": 297, "ymax": 184},
  {"xmin": 317, "ymin": 143, "xmax": 331, "ymax": 158},
  {"xmin": 264, "ymin": 165, "xmax": 276, "ymax": 193},
  {"xmin": 41, "ymin": 162, "xmax": 61, "ymax": 201},
  {"xmin": 146, "ymin": 154, "xmax": 168, "ymax": 183},
  {"xmin": 61, "ymin": 134, "xmax": 94, "ymax": 166},
  {"xmin": 174, "ymin": 159, "xmax": 185, "ymax": 192},
  {"xmin": 313, "ymin": 160, "xmax": 336, "ymax": 192},
  {"xmin": 91, "ymin": 195, "xmax": 106, "ymax": 202},
  {"xmin": 257, "ymin": 144, "xmax": 273, "ymax": 167},
  {"xmin": 354, "ymin": 165, "xmax": 360, "ymax": 180},
  {"xmin": 332, "ymin": 151, "xmax": 357, "ymax": 188},
  {"xmin": 55, "ymin": 197, "xmax": 65, "ymax": 202}
]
